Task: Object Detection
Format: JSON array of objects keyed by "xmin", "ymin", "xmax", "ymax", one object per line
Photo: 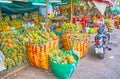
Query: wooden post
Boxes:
[
  {"xmin": 0, "ymin": 7, "xmax": 2, "ymax": 21},
  {"xmin": 70, "ymin": 0, "xmax": 73, "ymax": 22},
  {"xmin": 46, "ymin": 0, "xmax": 48, "ymax": 28}
]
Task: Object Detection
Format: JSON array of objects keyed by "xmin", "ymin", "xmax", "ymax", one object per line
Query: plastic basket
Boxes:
[
  {"xmin": 50, "ymin": 52, "xmax": 79, "ymax": 79},
  {"xmin": 55, "ymin": 31, "xmax": 62, "ymax": 37}
]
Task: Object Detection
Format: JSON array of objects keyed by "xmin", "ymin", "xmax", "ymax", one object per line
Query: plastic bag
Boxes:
[{"xmin": 0, "ymin": 50, "xmax": 6, "ymax": 72}]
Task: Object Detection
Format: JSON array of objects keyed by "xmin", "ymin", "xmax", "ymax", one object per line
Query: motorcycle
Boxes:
[{"xmin": 95, "ymin": 24, "xmax": 111, "ymax": 59}]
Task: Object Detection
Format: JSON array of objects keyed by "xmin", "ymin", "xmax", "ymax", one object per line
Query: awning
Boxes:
[
  {"xmin": 0, "ymin": 1, "xmax": 39, "ymax": 16},
  {"xmin": 28, "ymin": 0, "xmax": 81, "ymax": 3}
]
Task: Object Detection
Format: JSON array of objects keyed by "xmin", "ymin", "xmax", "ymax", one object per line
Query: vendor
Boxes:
[
  {"xmin": 23, "ymin": 19, "xmax": 35, "ymax": 29},
  {"xmin": 91, "ymin": 15, "xmax": 97, "ymax": 23},
  {"xmin": 96, "ymin": 12, "xmax": 102, "ymax": 20},
  {"xmin": 28, "ymin": 19, "xmax": 35, "ymax": 27},
  {"xmin": 80, "ymin": 15, "xmax": 88, "ymax": 32}
]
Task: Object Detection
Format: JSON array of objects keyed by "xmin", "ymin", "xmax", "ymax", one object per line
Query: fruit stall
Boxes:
[{"xmin": 0, "ymin": 0, "xmax": 117, "ymax": 79}]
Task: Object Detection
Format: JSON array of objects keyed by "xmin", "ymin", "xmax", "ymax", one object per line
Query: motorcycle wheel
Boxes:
[
  {"xmin": 99, "ymin": 53, "xmax": 104, "ymax": 59},
  {"xmin": 98, "ymin": 48, "xmax": 105, "ymax": 59}
]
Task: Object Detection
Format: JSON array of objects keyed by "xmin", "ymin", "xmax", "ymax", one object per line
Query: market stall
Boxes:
[
  {"xmin": 0, "ymin": 0, "xmax": 46, "ymax": 72},
  {"xmin": 0, "ymin": 0, "xmax": 117, "ymax": 79}
]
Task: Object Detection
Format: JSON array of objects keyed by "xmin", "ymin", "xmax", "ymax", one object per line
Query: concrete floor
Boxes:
[{"xmin": 6, "ymin": 29, "xmax": 120, "ymax": 79}]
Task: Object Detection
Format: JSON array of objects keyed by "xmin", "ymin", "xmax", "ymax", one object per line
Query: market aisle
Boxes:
[{"xmin": 7, "ymin": 29, "xmax": 120, "ymax": 79}]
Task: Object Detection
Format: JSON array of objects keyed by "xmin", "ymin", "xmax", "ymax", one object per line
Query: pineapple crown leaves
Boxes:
[{"xmin": 7, "ymin": 48, "xmax": 16, "ymax": 55}]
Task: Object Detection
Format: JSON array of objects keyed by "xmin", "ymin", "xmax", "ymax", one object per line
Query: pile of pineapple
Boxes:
[
  {"xmin": 10, "ymin": 20, "xmax": 24, "ymax": 30},
  {"xmin": 50, "ymin": 50, "xmax": 76, "ymax": 64},
  {"xmin": 61, "ymin": 22, "xmax": 76, "ymax": 30},
  {"xmin": 24, "ymin": 28, "xmax": 58, "ymax": 45},
  {"xmin": 56, "ymin": 22, "xmax": 83, "ymax": 34},
  {"xmin": 0, "ymin": 21, "xmax": 9, "ymax": 31},
  {"xmin": 0, "ymin": 31, "xmax": 28, "ymax": 70},
  {"xmin": 0, "ymin": 21, "xmax": 23, "ymax": 32},
  {"xmin": 69, "ymin": 33, "xmax": 89, "ymax": 42}
]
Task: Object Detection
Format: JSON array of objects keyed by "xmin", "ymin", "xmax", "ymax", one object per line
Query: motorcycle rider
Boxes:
[{"xmin": 95, "ymin": 24, "xmax": 112, "ymax": 50}]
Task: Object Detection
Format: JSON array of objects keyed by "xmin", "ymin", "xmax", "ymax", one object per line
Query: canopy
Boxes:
[
  {"xmin": 28, "ymin": 0, "xmax": 81, "ymax": 3},
  {"xmin": 0, "ymin": 1, "xmax": 39, "ymax": 16},
  {"xmin": 28, "ymin": 0, "xmax": 46, "ymax": 3}
]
